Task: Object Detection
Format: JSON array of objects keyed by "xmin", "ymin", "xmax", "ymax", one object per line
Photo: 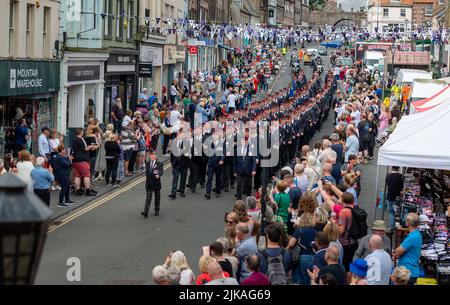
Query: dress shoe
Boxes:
[
  {"xmin": 205, "ymin": 193, "xmax": 211, "ymax": 200},
  {"xmin": 168, "ymin": 194, "xmax": 176, "ymax": 200},
  {"xmin": 186, "ymin": 184, "xmax": 191, "ymax": 188},
  {"xmin": 154, "ymin": 210, "xmax": 160, "ymax": 216},
  {"xmin": 141, "ymin": 212, "xmax": 148, "ymax": 218},
  {"xmin": 180, "ymin": 192, "xmax": 186, "ymax": 198},
  {"xmin": 215, "ymin": 193, "xmax": 221, "ymax": 198}
]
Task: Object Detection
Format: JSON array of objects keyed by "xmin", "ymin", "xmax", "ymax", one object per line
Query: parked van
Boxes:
[
  {"xmin": 364, "ymin": 51, "xmax": 385, "ymax": 72},
  {"xmin": 396, "ymin": 69, "xmax": 432, "ymax": 87}
]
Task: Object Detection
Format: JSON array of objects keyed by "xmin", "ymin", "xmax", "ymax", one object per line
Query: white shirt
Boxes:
[
  {"xmin": 16, "ymin": 161, "xmax": 35, "ymax": 191},
  {"xmin": 227, "ymin": 94, "xmax": 237, "ymax": 108},
  {"xmin": 170, "ymin": 85, "xmax": 178, "ymax": 96},
  {"xmin": 49, "ymin": 138, "xmax": 60, "ymax": 151},
  {"xmin": 365, "ymin": 249, "xmax": 392, "ymax": 285},
  {"xmin": 170, "ymin": 110, "xmax": 182, "ymax": 132},
  {"xmin": 179, "ymin": 269, "xmax": 195, "ymax": 285},
  {"xmin": 351, "ymin": 109, "xmax": 361, "ymax": 126}
]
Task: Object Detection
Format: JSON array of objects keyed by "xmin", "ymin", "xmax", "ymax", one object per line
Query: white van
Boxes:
[
  {"xmin": 410, "ymin": 79, "xmax": 447, "ymax": 103},
  {"xmin": 364, "ymin": 51, "xmax": 385, "ymax": 72},
  {"xmin": 396, "ymin": 69, "xmax": 432, "ymax": 87}
]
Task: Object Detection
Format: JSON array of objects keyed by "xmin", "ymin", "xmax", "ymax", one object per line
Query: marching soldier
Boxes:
[
  {"xmin": 141, "ymin": 151, "xmax": 164, "ymax": 217},
  {"xmin": 205, "ymin": 132, "xmax": 225, "ymax": 199},
  {"xmin": 169, "ymin": 129, "xmax": 192, "ymax": 200}
]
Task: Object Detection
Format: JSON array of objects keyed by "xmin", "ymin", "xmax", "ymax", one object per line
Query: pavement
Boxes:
[{"xmin": 35, "ymin": 45, "xmax": 370, "ymax": 285}]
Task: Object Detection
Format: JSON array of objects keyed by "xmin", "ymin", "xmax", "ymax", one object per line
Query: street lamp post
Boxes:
[
  {"xmin": 0, "ymin": 174, "xmax": 52, "ymax": 285},
  {"xmin": 391, "ymin": 42, "xmax": 396, "ymax": 79}
]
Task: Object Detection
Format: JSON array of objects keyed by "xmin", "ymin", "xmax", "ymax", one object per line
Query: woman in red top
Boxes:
[
  {"xmin": 196, "ymin": 255, "xmax": 230, "ymax": 285},
  {"xmin": 253, "ymin": 74, "xmax": 259, "ymax": 94}
]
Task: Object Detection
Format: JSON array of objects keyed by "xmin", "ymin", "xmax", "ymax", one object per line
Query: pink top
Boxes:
[{"xmin": 379, "ymin": 111, "xmax": 390, "ymax": 131}]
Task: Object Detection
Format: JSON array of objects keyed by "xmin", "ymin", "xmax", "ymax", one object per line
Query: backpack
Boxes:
[
  {"xmin": 261, "ymin": 249, "xmax": 288, "ymax": 285},
  {"xmin": 347, "ymin": 206, "xmax": 368, "ymax": 241}
]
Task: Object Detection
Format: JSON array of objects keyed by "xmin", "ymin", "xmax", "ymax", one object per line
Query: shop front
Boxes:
[
  {"xmin": 139, "ymin": 44, "xmax": 163, "ymax": 96},
  {"xmin": 104, "ymin": 50, "xmax": 139, "ymax": 124},
  {"xmin": 60, "ymin": 52, "xmax": 108, "ymax": 140},
  {"xmin": 0, "ymin": 60, "xmax": 59, "ymax": 157}
]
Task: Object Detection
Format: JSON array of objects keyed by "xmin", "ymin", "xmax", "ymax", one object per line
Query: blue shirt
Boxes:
[
  {"xmin": 31, "ymin": 166, "xmax": 54, "ymax": 190},
  {"xmin": 148, "ymin": 95, "xmax": 157, "ymax": 108},
  {"xmin": 399, "ymin": 229, "xmax": 422, "ymax": 278},
  {"xmin": 313, "ymin": 248, "xmax": 328, "ymax": 269},
  {"xmin": 15, "ymin": 126, "xmax": 28, "ymax": 145},
  {"xmin": 138, "ymin": 93, "xmax": 149, "ymax": 106},
  {"xmin": 293, "ymin": 227, "xmax": 317, "ymax": 255},
  {"xmin": 345, "ymin": 135, "xmax": 359, "ymax": 162},
  {"xmin": 347, "ymin": 187, "xmax": 358, "ymax": 207}
]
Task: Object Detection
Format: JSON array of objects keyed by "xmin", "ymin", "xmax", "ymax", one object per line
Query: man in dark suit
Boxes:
[
  {"xmin": 234, "ymin": 136, "xmax": 256, "ymax": 200},
  {"xmin": 205, "ymin": 133, "xmax": 225, "ymax": 199},
  {"xmin": 141, "ymin": 151, "xmax": 164, "ymax": 217},
  {"xmin": 169, "ymin": 129, "xmax": 192, "ymax": 199}
]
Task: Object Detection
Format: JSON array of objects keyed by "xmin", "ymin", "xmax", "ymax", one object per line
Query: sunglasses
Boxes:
[{"xmin": 226, "ymin": 220, "xmax": 235, "ymax": 225}]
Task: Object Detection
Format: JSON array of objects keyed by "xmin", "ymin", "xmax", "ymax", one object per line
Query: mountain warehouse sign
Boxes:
[{"xmin": 0, "ymin": 60, "xmax": 60, "ymax": 97}]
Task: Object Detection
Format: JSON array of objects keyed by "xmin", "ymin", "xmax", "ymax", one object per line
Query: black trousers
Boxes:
[
  {"xmin": 151, "ymin": 135, "xmax": 159, "ymax": 152},
  {"xmin": 144, "ymin": 188, "xmax": 161, "ymax": 214},
  {"xmin": 235, "ymin": 173, "xmax": 252, "ymax": 199},
  {"xmin": 163, "ymin": 135, "xmax": 172, "ymax": 154},
  {"xmin": 198, "ymin": 160, "xmax": 207, "ymax": 186},
  {"xmin": 171, "ymin": 167, "xmax": 188, "ymax": 195},
  {"xmin": 105, "ymin": 157, "xmax": 119, "ymax": 184},
  {"xmin": 206, "ymin": 166, "xmax": 222, "ymax": 194},
  {"xmin": 188, "ymin": 162, "xmax": 199, "ymax": 191},
  {"xmin": 254, "ymin": 165, "xmax": 262, "ymax": 191},
  {"xmin": 128, "ymin": 150, "xmax": 138, "ymax": 172},
  {"xmin": 56, "ymin": 175, "xmax": 71, "ymax": 204},
  {"xmin": 34, "ymin": 189, "xmax": 51, "ymax": 207},
  {"xmin": 222, "ymin": 159, "xmax": 233, "ymax": 189}
]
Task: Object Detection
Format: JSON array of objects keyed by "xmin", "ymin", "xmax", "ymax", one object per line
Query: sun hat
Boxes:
[
  {"xmin": 350, "ymin": 259, "xmax": 368, "ymax": 278},
  {"xmin": 372, "ymin": 220, "xmax": 386, "ymax": 231}
]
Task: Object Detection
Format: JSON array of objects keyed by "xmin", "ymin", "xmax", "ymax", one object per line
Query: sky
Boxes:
[{"xmin": 337, "ymin": 0, "xmax": 368, "ymax": 11}]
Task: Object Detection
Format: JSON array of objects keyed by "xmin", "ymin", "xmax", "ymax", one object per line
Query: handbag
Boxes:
[{"xmin": 160, "ymin": 121, "xmax": 172, "ymax": 136}]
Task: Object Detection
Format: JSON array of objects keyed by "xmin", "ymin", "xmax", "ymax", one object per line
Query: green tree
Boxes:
[{"xmin": 309, "ymin": 0, "xmax": 327, "ymax": 11}]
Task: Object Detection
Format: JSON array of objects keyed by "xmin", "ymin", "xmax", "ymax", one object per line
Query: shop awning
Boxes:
[{"xmin": 377, "ymin": 99, "xmax": 450, "ymax": 170}]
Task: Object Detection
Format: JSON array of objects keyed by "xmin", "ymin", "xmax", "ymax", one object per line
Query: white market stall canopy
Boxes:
[
  {"xmin": 378, "ymin": 99, "xmax": 450, "ymax": 170},
  {"xmin": 411, "ymin": 85, "xmax": 450, "ymax": 113}
]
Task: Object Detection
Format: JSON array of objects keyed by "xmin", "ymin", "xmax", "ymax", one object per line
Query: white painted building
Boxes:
[{"xmin": 367, "ymin": 0, "xmax": 413, "ymax": 32}]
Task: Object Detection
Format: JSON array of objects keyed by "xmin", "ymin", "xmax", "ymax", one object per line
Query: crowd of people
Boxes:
[
  {"xmin": 149, "ymin": 45, "xmax": 423, "ymax": 286},
  {"xmin": 0, "ymin": 39, "xmax": 424, "ymax": 287}
]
